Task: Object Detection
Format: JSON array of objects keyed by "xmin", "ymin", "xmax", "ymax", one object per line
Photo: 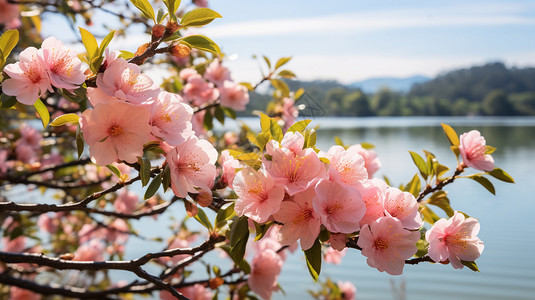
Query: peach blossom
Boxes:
[
  {"xmin": 234, "ymin": 167, "xmax": 285, "ymax": 223},
  {"xmin": 383, "ymin": 187, "xmax": 423, "ymax": 230},
  {"xmin": 273, "ymin": 187, "xmax": 321, "ymax": 250},
  {"xmin": 9, "ymin": 286, "xmax": 40, "ymax": 300},
  {"xmin": 160, "ymin": 284, "xmax": 212, "ymax": 300},
  {"xmin": 282, "ymin": 97, "xmax": 298, "ymax": 131},
  {"xmin": 325, "ymin": 145, "xmax": 367, "ymax": 186},
  {"xmin": 96, "ymin": 58, "xmax": 159, "ymax": 104},
  {"xmin": 324, "ymin": 247, "xmax": 347, "ymax": 265},
  {"xmin": 347, "ymin": 144, "xmax": 381, "ymax": 178},
  {"xmin": 38, "ymin": 37, "xmax": 87, "ymax": 90},
  {"xmin": 313, "ymin": 179, "xmax": 365, "ymax": 233},
  {"xmin": 2, "ymin": 236, "xmax": 25, "ymax": 253},
  {"xmin": 150, "ymin": 91, "xmax": 194, "ymax": 146},
  {"xmin": 204, "ymin": 59, "xmax": 231, "ymax": 86},
  {"xmin": 358, "ymin": 216, "xmax": 420, "ymax": 275},
  {"xmin": 358, "ymin": 178, "xmax": 387, "ymax": 227},
  {"xmin": 459, "ymin": 130, "xmax": 494, "ymax": 171},
  {"xmin": 74, "ymin": 240, "xmax": 105, "ymax": 261},
  {"xmin": 219, "ymin": 150, "xmax": 241, "ymax": 188},
  {"xmin": 425, "ymin": 211, "xmax": 484, "ymax": 269},
  {"xmin": 2, "ymin": 47, "xmax": 52, "ymax": 105},
  {"xmin": 0, "ymin": 149, "xmax": 9, "ymax": 174},
  {"xmin": 179, "ymin": 68, "xmax": 198, "ymax": 81},
  {"xmin": 38, "ymin": 213, "xmax": 58, "ymax": 234},
  {"xmin": 248, "ymin": 249, "xmax": 283, "ymax": 300},
  {"xmin": 0, "ymin": 0, "xmax": 20, "ymax": 28},
  {"xmin": 80, "ymin": 101, "xmax": 152, "ymax": 165},
  {"xmin": 183, "ymin": 74, "xmax": 219, "ymax": 106},
  {"xmin": 337, "ymin": 281, "xmax": 356, "ymax": 300},
  {"xmin": 328, "ymin": 233, "xmax": 348, "ymax": 251},
  {"xmin": 114, "ymin": 189, "xmax": 139, "ymax": 214},
  {"xmin": 106, "ymin": 219, "xmax": 129, "ymax": 244},
  {"xmin": 219, "ymin": 80, "xmax": 250, "ymax": 111},
  {"xmin": 166, "ymin": 136, "xmax": 218, "ymax": 197},
  {"xmin": 193, "ymin": 0, "xmax": 209, "ymax": 8}
]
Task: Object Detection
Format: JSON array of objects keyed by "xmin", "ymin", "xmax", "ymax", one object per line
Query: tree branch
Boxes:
[{"xmin": 416, "ymin": 166, "xmax": 465, "ymax": 202}]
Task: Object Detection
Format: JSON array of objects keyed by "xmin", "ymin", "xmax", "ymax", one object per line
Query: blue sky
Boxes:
[{"xmin": 43, "ymin": 0, "xmax": 535, "ymax": 84}]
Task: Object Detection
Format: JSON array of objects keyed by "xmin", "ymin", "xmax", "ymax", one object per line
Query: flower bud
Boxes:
[
  {"xmin": 196, "ymin": 190, "xmax": 213, "ymax": 207},
  {"xmin": 166, "ymin": 20, "xmax": 180, "ymax": 34},
  {"xmin": 135, "ymin": 43, "xmax": 150, "ymax": 57},
  {"xmin": 169, "ymin": 43, "xmax": 191, "ymax": 58},
  {"xmin": 151, "ymin": 24, "xmax": 166, "ymax": 40}
]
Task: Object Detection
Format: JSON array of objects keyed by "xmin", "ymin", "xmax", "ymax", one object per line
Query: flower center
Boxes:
[
  {"xmin": 109, "ymin": 125, "xmax": 123, "ymax": 137},
  {"xmin": 374, "ymin": 238, "xmax": 389, "ymax": 250}
]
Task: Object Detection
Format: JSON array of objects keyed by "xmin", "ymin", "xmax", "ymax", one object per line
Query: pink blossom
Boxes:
[
  {"xmin": 38, "ymin": 213, "xmax": 58, "ymax": 234},
  {"xmin": 114, "ymin": 189, "xmax": 139, "ymax": 214},
  {"xmin": 254, "ymin": 225, "xmax": 289, "ymax": 261},
  {"xmin": 80, "ymin": 101, "xmax": 152, "ymax": 165},
  {"xmin": 357, "ymin": 216, "xmax": 420, "ymax": 275},
  {"xmin": 219, "ymin": 80, "xmax": 250, "ymax": 111},
  {"xmin": 459, "ymin": 130, "xmax": 494, "ymax": 171},
  {"xmin": 2, "ymin": 47, "xmax": 52, "ymax": 105},
  {"xmin": 0, "ymin": 0, "xmax": 20, "ymax": 28},
  {"xmin": 2, "ymin": 236, "xmax": 25, "ymax": 253},
  {"xmin": 328, "ymin": 233, "xmax": 348, "ymax": 251},
  {"xmin": 248, "ymin": 249, "xmax": 283, "ymax": 300},
  {"xmin": 219, "ymin": 150, "xmax": 241, "ymax": 189},
  {"xmin": 347, "ymin": 144, "xmax": 381, "ymax": 178},
  {"xmin": 38, "ymin": 37, "xmax": 87, "ymax": 90},
  {"xmin": 166, "ymin": 237, "xmax": 191, "ymax": 264},
  {"xmin": 337, "ymin": 281, "xmax": 357, "ymax": 300},
  {"xmin": 193, "ymin": 0, "xmax": 209, "ymax": 8},
  {"xmin": 183, "ymin": 74, "xmax": 219, "ymax": 106},
  {"xmin": 234, "ymin": 167, "xmax": 285, "ymax": 223},
  {"xmin": 74, "ymin": 240, "xmax": 105, "ymax": 261},
  {"xmin": 0, "ymin": 149, "xmax": 9, "ymax": 174},
  {"xmin": 87, "ymin": 86, "xmax": 116, "ymax": 107},
  {"xmin": 96, "ymin": 58, "xmax": 159, "ymax": 104},
  {"xmin": 264, "ymin": 133, "xmax": 326, "ymax": 196},
  {"xmin": 324, "ymin": 247, "xmax": 347, "ymax": 265},
  {"xmin": 223, "ymin": 132, "xmax": 238, "ymax": 146},
  {"xmin": 78, "ymin": 224, "xmax": 105, "ymax": 244},
  {"xmin": 179, "ymin": 68, "xmax": 198, "ymax": 81},
  {"xmin": 106, "ymin": 219, "xmax": 129, "ymax": 244},
  {"xmin": 282, "ymin": 97, "xmax": 298, "ymax": 131},
  {"xmin": 160, "ymin": 284, "xmax": 212, "ymax": 300},
  {"xmin": 150, "ymin": 91, "xmax": 194, "ymax": 146},
  {"xmin": 15, "ymin": 144, "xmax": 37, "ymax": 163},
  {"xmin": 383, "ymin": 187, "xmax": 423, "ymax": 230},
  {"xmin": 204, "ymin": 59, "xmax": 231, "ymax": 86},
  {"xmin": 9, "ymin": 286, "xmax": 40, "ymax": 300},
  {"xmin": 165, "ymin": 136, "xmax": 218, "ymax": 197},
  {"xmin": 359, "ymin": 178, "xmax": 387, "ymax": 227},
  {"xmin": 191, "ymin": 109, "xmax": 207, "ymax": 137},
  {"xmin": 325, "ymin": 145, "xmax": 367, "ymax": 186},
  {"xmin": 425, "ymin": 211, "xmax": 484, "ymax": 269},
  {"xmin": 273, "ymin": 187, "xmax": 321, "ymax": 250},
  {"xmin": 313, "ymin": 179, "xmax": 365, "ymax": 233}
]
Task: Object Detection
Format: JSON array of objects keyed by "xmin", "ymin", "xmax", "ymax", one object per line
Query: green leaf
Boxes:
[
  {"xmin": 270, "ymin": 79, "xmax": 290, "ymax": 97},
  {"xmin": 426, "ymin": 191, "xmax": 454, "ymax": 217},
  {"xmin": 230, "ymin": 216, "xmax": 249, "ymax": 264},
  {"xmin": 415, "ymin": 236, "xmax": 429, "ymax": 257},
  {"xmin": 461, "ymin": 260, "xmax": 480, "ymax": 272},
  {"xmin": 277, "ymin": 69, "xmax": 296, "ymax": 79},
  {"xmin": 203, "ymin": 108, "xmax": 213, "ymax": 130},
  {"xmin": 97, "ymin": 30, "xmax": 116, "ymax": 58},
  {"xmin": 260, "ymin": 113, "xmax": 271, "ymax": 133},
  {"xmin": 79, "ymin": 27, "xmax": 98, "ymax": 60},
  {"xmin": 214, "ymin": 105, "xmax": 225, "ymax": 124},
  {"xmin": 303, "ymin": 239, "xmax": 322, "ymax": 281},
  {"xmin": 157, "ymin": 8, "xmax": 168, "ymax": 24},
  {"xmin": 106, "ymin": 164, "xmax": 122, "ymax": 178},
  {"xmin": 263, "ymin": 55, "xmax": 271, "ymax": 69},
  {"xmin": 254, "ymin": 132, "xmax": 271, "ymax": 152},
  {"xmin": 161, "ymin": 164, "xmax": 171, "ymax": 192},
  {"xmin": 294, "ymin": 88, "xmax": 305, "ymax": 101},
  {"xmin": 49, "ymin": 113, "xmax": 80, "ymax": 127},
  {"xmin": 144, "ymin": 173, "xmax": 162, "ymax": 200},
  {"xmin": 304, "ymin": 129, "xmax": 317, "ymax": 148},
  {"xmin": 33, "ymin": 99, "xmax": 49, "ymax": 128},
  {"xmin": 163, "ymin": 0, "xmax": 181, "ymax": 15},
  {"xmin": 334, "ymin": 136, "xmax": 345, "ymax": 148},
  {"xmin": 441, "ymin": 123, "xmax": 459, "ymax": 146},
  {"xmin": 469, "ymin": 175, "xmax": 496, "ymax": 195},
  {"xmin": 360, "ymin": 142, "xmax": 375, "ymax": 149},
  {"xmin": 269, "ymin": 119, "xmax": 283, "ymax": 142},
  {"xmin": 180, "ymin": 35, "xmax": 220, "ymax": 54},
  {"xmin": 0, "ymin": 29, "xmax": 18, "ymax": 63},
  {"xmin": 130, "ymin": 0, "xmax": 156, "ymax": 21},
  {"xmin": 194, "ymin": 207, "xmax": 213, "ymax": 231},
  {"xmin": 239, "ymin": 82, "xmax": 254, "ymax": 91},
  {"xmin": 287, "ymin": 119, "xmax": 311, "ymax": 133},
  {"xmin": 487, "ymin": 168, "xmax": 514, "ymax": 183},
  {"xmin": 409, "ymin": 151, "xmax": 428, "ymax": 180},
  {"xmin": 485, "ymin": 145, "xmax": 496, "ymax": 154},
  {"xmin": 1, "ymin": 94, "xmax": 17, "ymax": 109},
  {"xmin": 76, "ymin": 125, "xmax": 84, "ymax": 159},
  {"xmin": 119, "ymin": 50, "xmax": 135, "ymax": 59},
  {"xmin": 215, "ymin": 203, "xmax": 235, "ymax": 229},
  {"xmin": 420, "ymin": 204, "xmax": 440, "ymax": 225},
  {"xmin": 406, "ymin": 174, "xmax": 421, "ymax": 198},
  {"xmin": 274, "ymin": 56, "xmax": 291, "ymax": 70},
  {"xmin": 180, "ymin": 8, "xmax": 222, "ymax": 28},
  {"xmin": 254, "ymin": 221, "xmax": 273, "ymax": 241},
  {"xmin": 138, "ymin": 156, "xmax": 151, "ymax": 187},
  {"xmin": 221, "ymin": 106, "xmax": 236, "ymax": 119}
]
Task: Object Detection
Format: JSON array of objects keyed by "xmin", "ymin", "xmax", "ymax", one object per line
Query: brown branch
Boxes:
[
  {"xmin": 193, "ymin": 101, "xmax": 221, "ymax": 114},
  {"xmin": 80, "ymin": 197, "xmax": 181, "ymax": 219},
  {"xmin": 405, "ymin": 256, "xmax": 433, "ymax": 265},
  {"xmin": 416, "ymin": 166, "xmax": 465, "ymax": 202},
  {"xmin": 20, "ymin": 158, "xmax": 92, "ymax": 177}
]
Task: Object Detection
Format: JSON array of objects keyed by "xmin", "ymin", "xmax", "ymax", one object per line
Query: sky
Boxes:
[{"xmin": 42, "ymin": 0, "xmax": 535, "ymax": 84}]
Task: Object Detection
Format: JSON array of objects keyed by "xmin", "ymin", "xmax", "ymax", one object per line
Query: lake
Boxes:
[{"xmin": 127, "ymin": 116, "xmax": 535, "ymax": 300}]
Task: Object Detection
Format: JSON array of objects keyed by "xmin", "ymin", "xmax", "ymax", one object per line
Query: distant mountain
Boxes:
[{"xmin": 348, "ymin": 75, "xmax": 431, "ymax": 93}]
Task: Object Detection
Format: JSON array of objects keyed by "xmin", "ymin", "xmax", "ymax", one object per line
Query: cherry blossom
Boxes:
[
  {"xmin": 38, "ymin": 37, "xmax": 87, "ymax": 90},
  {"xmin": 347, "ymin": 144, "xmax": 381, "ymax": 178},
  {"xmin": 358, "ymin": 216, "xmax": 420, "ymax": 275},
  {"xmin": 114, "ymin": 189, "xmax": 138, "ymax": 214},
  {"xmin": 337, "ymin": 281, "xmax": 357, "ymax": 300},
  {"xmin": 273, "ymin": 187, "xmax": 321, "ymax": 250},
  {"xmin": 74, "ymin": 240, "xmax": 105, "ymax": 261},
  {"xmin": 425, "ymin": 211, "xmax": 484, "ymax": 269},
  {"xmin": 282, "ymin": 97, "xmax": 298, "ymax": 131},
  {"xmin": 383, "ymin": 187, "xmax": 423, "ymax": 230},
  {"xmin": 160, "ymin": 284, "xmax": 212, "ymax": 300},
  {"xmin": 1, "ymin": 236, "xmax": 25, "ymax": 253},
  {"xmin": 0, "ymin": 0, "xmax": 20, "ymax": 28},
  {"xmin": 248, "ymin": 249, "xmax": 283, "ymax": 300},
  {"xmin": 219, "ymin": 80, "xmax": 250, "ymax": 111},
  {"xmin": 313, "ymin": 179, "xmax": 366, "ymax": 233},
  {"xmin": 219, "ymin": 150, "xmax": 241, "ymax": 189},
  {"xmin": 204, "ymin": 58, "xmax": 231, "ymax": 86},
  {"xmin": 459, "ymin": 130, "xmax": 495, "ymax": 171},
  {"xmin": 9, "ymin": 286, "xmax": 40, "ymax": 300},
  {"xmin": 2, "ymin": 47, "xmax": 52, "ymax": 105},
  {"xmin": 324, "ymin": 247, "xmax": 347, "ymax": 265},
  {"xmin": 325, "ymin": 145, "xmax": 367, "ymax": 186},
  {"xmin": 150, "ymin": 91, "xmax": 194, "ymax": 146},
  {"xmin": 165, "ymin": 136, "xmax": 218, "ymax": 197},
  {"xmin": 233, "ymin": 167, "xmax": 285, "ymax": 223},
  {"xmin": 80, "ymin": 101, "xmax": 152, "ymax": 165},
  {"xmin": 359, "ymin": 178, "xmax": 387, "ymax": 227},
  {"xmin": 183, "ymin": 74, "xmax": 219, "ymax": 106}
]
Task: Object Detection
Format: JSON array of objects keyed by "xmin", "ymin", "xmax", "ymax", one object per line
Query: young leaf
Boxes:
[
  {"xmin": 303, "ymin": 239, "xmax": 322, "ymax": 281},
  {"xmin": 180, "ymin": 35, "xmax": 220, "ymax": 54},
  {"xmin": 33, "ymin": 99, "xmax": 49, "ymax": 128},
  {"xmin": 409, "ymin": 151, "xmax": 429, "ymax": 180},
  {"xmin": 407, "ymin": 174, "xmax": 421, "ymax": 198},
  {"xmin": 106, "ymin": 164, "xmax": 122, "ymax": 178},
  {"xmin": 119, "ymin": 50, "xmax": 135, "ymax": 59},
  {"xmin": 420, "ymin": 204, "xmax": 440, "ymax": 225},
  {"xmin": 76, "ymin": 125, "xmax": 84, "ymax": 158},
  {"xmin": 144, "ymin": 173, "xmax": 162, "ymax": 200},
  {"xmin": 441, "ymin": 123, "xmax": 459, "ymax": 146},
  {"xmin": 180, "ymin": 8, "xmax": 222, "ymax": 28},
  {"xmin": 161, "ymin": 164, "xmax": 171, "ymax": 192},
  {"xmin": 487, "ymin": 168, "xmax": 514, "ymax": 183},
  {"xmin": 269, "ymin": 119, "xmax": 283, "ymax": 142},
  {"xmin": 138, "ymin": 157, "xmax": 151, "ymax": 187},
  {"xmin": 260, "ymin": 113, "xmax": 271, "ymax": 133},
  {"xmin": 163, "ymin": 0, "xmax": 181, "ymax": 15},
  {"xmin": 0, "ymin": 29, "xmax": 19, "ymax": 61},
  {"xmin": 334, "ymin": 136, "xmax": 345, "ymax": 148},
  {"xmin": 270, "ymin": 79, "xmax": 290, "ymax": 97},
  {"xmin": 263, "ymin": 55, "xmax": 271, "ymax": 69},
  {"xmin": 79, "ymin": 27, "xmax": 98, "ymax": 60},
  {"xmin": 1, "ymin": 94, "xmax": 17, "ymax": 109},
  {"xmin": 469, "ymin": 175, "xmax": 496, "ymax": 195},
  {"xmin": 230, "ymin": 216, "xmax": 249, "ymax": 264},
  {"xmin": 426, "ymin": 191, "xmax": 454, "ymax": 217},
  {"xmin": 214, "ymin": 105, "xmax": 225, "ymax": 124},
  {"xmin": 49, "ymin": 113, "xmax": 80, "ymax": 127},
  {"xmin": 287, "ymin": 119, "xmax": 311, "ymax": 133},
  {"xmin": 97, "ymin": 30, "xmax": 116, "ymax": 58},
  {"xmin": 461, "ymin": 260, "xmax": 480, "ymax": 272},
  {"xmin": 254, "ymin": 221, "xmax": 273, "ymax": 241},
  {"xmin": 130, "ymin": 0, "xmax": 156, "ymax": 21},
  {"xmin": 277, "ymin": 69, "xmax": 296, "ymax": 79},
  {"xmin": 274, "ymin": 56, "xmax": 291, "ymax": 70},
  {"xmin": 194, "ymin": 207, "xmax": 213, "ymax": 231},
  {"xmin": 215, "ymin": 203, "xmax": 236, "ymax": 229}
]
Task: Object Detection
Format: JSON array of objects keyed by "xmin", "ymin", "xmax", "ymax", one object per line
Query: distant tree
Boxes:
[
  {"xmin": 482, "ymin": 90, "xmax": 515, "ymax": 116},
  {"xmin": 343, "ymin": 91, "xmax": 373, "ymax": 116},
  {"xmin": 510, "ymin": 92, "xmax": 535, "ymax": 115},
  {"xmin": 325, "ymin": 87, "xmax": 347, "ymax": 115},
  {"xmin": 371, "ymin": 88, "xmax": 401, "ymax": 116}
]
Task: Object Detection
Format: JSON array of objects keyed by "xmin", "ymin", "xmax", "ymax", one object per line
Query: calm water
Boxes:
[{"xmin": 126, "ymin": 117, "xmax": 535, "ymax": 300}]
